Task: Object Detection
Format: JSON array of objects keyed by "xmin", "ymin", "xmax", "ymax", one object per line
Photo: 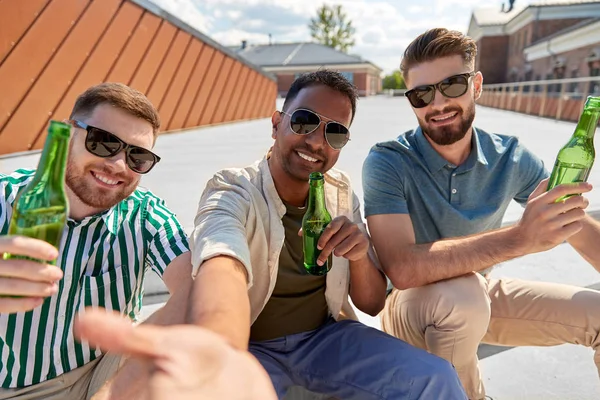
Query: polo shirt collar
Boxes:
[{"xmin": 414, "ymin": 126, "xmax": 488, "ymax": 173}]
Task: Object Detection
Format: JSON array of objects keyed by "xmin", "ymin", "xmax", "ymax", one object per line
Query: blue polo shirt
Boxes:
[{"xmin": 362, "ymin": 127, "xmax": 549, "ymax": 246}]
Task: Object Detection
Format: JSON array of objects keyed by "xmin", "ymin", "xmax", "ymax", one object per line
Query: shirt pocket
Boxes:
[{"xmin": 79, "ymin": 266, "xmax": 133, "ymax": 313}]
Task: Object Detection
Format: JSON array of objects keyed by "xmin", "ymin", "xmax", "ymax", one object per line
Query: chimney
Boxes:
[
  {"xmin": 241, "ymin": 40, "xmax": 247, "ymax": 50},
  {"xmin": 268, "ymin": 33, "xmax": 272, "ymax": 45}
]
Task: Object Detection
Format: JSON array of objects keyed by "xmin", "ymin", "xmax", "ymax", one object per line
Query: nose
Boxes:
[
  {"xmin": 304, "ymin": 122, "xmax": 327, "ymax": 149},
  {"xmin": 429, "ymin": 87, "xmax": 450, "ymax": 110},
  {"xmin": 106, "ymin": 151, "xmax": 128, "ymax": 173}
]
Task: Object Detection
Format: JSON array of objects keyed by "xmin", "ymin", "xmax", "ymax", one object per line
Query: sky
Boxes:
[{"xmin": 147, "ymin": 0, "xmax": 533, "ymax": 74}]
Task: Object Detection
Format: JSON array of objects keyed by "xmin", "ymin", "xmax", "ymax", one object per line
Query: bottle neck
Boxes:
[
  {"xmin": 33, "ymin": 130, "xmax": 70, "ymax": 190},
  {"xmin": 307, "ymin": 179, "xmax": 326, "ymax": 212},
  {"xmin": 575, "ymin": 99, "xmax": 600, "ymax": 140}
]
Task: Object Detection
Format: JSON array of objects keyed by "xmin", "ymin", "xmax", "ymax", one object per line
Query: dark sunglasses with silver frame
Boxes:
[
  {"xmin": 70, "ymin": 119, "xmax": 161, "ymax": 174},
  {"xmin": 404, "ymin": 72, "xmax": 476, "ymax": 109},
  {"xmin": 281, "ymin": 108, "xmax": 350, "ymax": 150}
]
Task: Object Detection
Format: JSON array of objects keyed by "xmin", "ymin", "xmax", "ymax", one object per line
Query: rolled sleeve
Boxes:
[
  {"xmin": 351, "ymin": 191, "xmax": 383, "ymax": 272},
  {"xmin": 144, "ymin": 197, "xmax": 190, "ymax": 277},
  {"xmin": 191, "ymin": 172, "xmax": 254, "ymax": 287},
  {"xmin": 362, "ymin": 148, "xmax": 408, "ymax": 217}
]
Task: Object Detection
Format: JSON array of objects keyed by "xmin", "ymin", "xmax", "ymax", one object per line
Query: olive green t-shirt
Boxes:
[{"xmin": 250, "ymin": 201, "xmax": 329, "ymax": 341}]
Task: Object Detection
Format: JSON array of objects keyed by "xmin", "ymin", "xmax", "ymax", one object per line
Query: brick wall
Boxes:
[
  {"xmin": 477, "ymin": 36, "xmax": 509, "ymax": 84},
  {"xmin": 507, "ymin": 24, "xmax": 533, "ymax": 81},
  {"xmin": 532, "ymin": 18, "xmax": 587, "ymax": 43}
]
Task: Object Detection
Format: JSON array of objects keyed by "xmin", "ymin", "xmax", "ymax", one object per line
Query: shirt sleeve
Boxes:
[
  {"xmin": 351, "ymin": 190, "xmax": 383, "ymax": 273},
  {"xmin": 362, "ymin": 147, "xmax": 408, "ymax": 217},
  {"xmin": 144, "ymin": 196, "xmax": 190, "ymax": 277},
  {"xmin": 190, "ymin": 170, "xmax": 254, "ymax": 287},
  {"xmin": 0, "ymin": 173, "xmax": 9, "ymax": 234},
  {"xmin": 513, "ymin": 143, "xmax": 550, "ymax": 206}
]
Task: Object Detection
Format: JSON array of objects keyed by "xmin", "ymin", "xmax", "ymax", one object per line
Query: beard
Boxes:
[
  {"xmin": 65, "ymin": 157, "xmax": 138, "ymax": 210},
  {"xmin": 419, "ymin": 102, "xmax": 475, "ymax": 146}
]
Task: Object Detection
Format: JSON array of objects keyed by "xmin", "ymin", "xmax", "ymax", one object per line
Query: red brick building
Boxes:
[
  {"xmin": 233, "ymin": 42, "xmax": 382, "ymax": 97},
  {"xmin": 467, "ymin": 0, "xmax": 600, "ymax": 84}
]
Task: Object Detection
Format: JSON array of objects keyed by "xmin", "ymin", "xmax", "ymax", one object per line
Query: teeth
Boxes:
[
  {"xmin": 93, "ymin": 172, "xmax": 119, "ymax": 185},
  {"xmin": 433, "ymin": 113, "xmax": 456, "ymax": 121},
  {"xmin": 298, "ymin": 152, "xmax": 318, "ymax": 162}
]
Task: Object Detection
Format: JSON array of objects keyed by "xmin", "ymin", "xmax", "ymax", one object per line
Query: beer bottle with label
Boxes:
[
  {"xmin": 547, "ymin": 96, "xmax": 600, "ymax": 202},
  {"xmin": 3, "ymin": 121, "xmax": 71, "ymax": 264},
  {"xmin": 302, "ymin": 172, "xmax": 332, "ymax": 275}
]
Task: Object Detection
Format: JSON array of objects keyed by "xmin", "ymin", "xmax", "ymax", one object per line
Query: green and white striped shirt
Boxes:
[{"xmin": 0, "ymin": 169, "xmax": 190, "ymax": 388}]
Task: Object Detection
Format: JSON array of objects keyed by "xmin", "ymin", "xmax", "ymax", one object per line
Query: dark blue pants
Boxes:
[{"xmin": 249, "ymin": 319, "xmax": 467, "ymax": 400}]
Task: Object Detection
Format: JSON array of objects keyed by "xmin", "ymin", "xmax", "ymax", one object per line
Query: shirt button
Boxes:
[
  {"xmin": 451, "ymin": 188, "xmax": 458, "ymax": 194},
  {"xmin": 452, "ymin": 173, "xmax": 457, "ymax": 177}
]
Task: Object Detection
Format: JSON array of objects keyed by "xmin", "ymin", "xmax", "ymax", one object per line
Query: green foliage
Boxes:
[
  {"xmin": 382, "ymin": 70, "xmax": 406, "ymax": 90},
  {"xmin": 309, "ymin": 4, "xmax": 356, "ymax": 53}
]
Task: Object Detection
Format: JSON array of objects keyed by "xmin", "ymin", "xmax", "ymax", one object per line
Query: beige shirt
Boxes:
[{"xmin": 191, "ymin": 157, "xmax": 378, "ymax": 323}]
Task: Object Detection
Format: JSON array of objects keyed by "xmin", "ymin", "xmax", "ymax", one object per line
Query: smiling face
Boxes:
[
  {"xmin": 269, "ymin": 84, "xmax": 353, "ymax": 183},
  {"xmin": 66, "ymin": 103, "xmax": 154, "ymax": 211},
  {"xmin": 405, "ymin": 55, "xmax": 482, "ymax": 146}
]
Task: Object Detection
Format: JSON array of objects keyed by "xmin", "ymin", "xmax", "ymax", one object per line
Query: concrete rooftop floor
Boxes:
[{"xmin": 1, "ymin": 96, "xmax": 599, "ymax": 399}]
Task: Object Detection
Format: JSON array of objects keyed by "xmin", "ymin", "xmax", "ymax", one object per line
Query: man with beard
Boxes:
[
  {"xmin": 363, "ymin": 28, "xmax": 600, "ymax": 400},
  {"xmin": 0, "ymin": 83, "xmax": 192, "ymax": 399},
  {"xmin": 186, "ymin": 70, "xmax": 467, "ymax": 399}
]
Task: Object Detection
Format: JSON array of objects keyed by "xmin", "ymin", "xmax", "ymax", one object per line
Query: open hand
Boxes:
[{"xmin": 75, "ymin": 309, "xmax": 277, "ymax": 400}]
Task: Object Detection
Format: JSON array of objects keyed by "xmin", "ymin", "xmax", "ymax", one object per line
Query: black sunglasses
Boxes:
[
  {"xmin": 281, "ymin": 108, "xmax": 350, "ymax": 150},
  {"xmin": 71, "ymin": 120, "xmax": 161, "ymax": 174},
  {"xmin": 405, "ymin": 72, "xmax": 476, "ymax": 109}
]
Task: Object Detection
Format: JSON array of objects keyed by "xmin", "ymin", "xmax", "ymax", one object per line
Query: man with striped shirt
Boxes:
[{"xmin": 0, "ymin": 83, "xmax": 191, "ymax": 399}]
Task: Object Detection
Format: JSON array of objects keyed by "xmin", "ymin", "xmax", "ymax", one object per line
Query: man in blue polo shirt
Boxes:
[{"xmin": 363, "ymin": 28, "xmax": 600, "ymax": 400}]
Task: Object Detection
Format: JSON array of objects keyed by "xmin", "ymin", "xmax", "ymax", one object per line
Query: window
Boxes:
[
  {"xmin": 339, "ymin": 72, "xmax": 354, "ymax": 83},
  {"xmin": 591, "ymin": 67, "xmax": 600, "ymax": 94},
  {"xmin": 569, "ymin": 69, "xmax": 579, "ymax": 94}
]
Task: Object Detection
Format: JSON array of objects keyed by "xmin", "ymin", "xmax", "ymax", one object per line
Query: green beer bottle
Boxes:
[
  {"xmin": 302, "ymin": 172, "xmax": 332, "ymax": 275},
  {"xmin": 3, "ymin": 121, "xmax": 70, "ymax": 264},
  {"xmin": 547, "ymin": 96, "xmax": 600, "ymax": 202}
]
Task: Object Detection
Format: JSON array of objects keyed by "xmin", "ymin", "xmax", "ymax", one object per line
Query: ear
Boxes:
[
  {"xmin": 271, "ymin": 110, "xmax": 282, "ymax": 139},
  {"xmin": 473, "ymin": 71, "xmax": 483, "ymax": 100}
]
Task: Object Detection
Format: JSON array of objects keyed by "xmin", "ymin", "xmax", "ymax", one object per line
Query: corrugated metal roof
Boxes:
[{"xmin": 235, "ymin": 42, "xmax": 372, "ymax": 67}]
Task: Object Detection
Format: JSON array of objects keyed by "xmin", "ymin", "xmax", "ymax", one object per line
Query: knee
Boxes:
[
  {"xmin": 407, "ymin": 353, "xmax": 466, "ymax": 399},
  {"xmin": 429, "ymin": 273, "xmax": 491, "ymax": 327}
]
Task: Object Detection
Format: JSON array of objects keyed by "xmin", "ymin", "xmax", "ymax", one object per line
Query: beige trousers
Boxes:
[
  {"xmin": 381, "ymin": 273, "xmax": 600, "ymax": 400},
  {"xmin": 0, "ymin": 353, "xmax": 121, "ymax": 400}
]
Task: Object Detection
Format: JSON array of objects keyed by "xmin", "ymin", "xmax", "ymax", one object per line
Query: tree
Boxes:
[
  {"xmin": 309, "ymin": 4, "xmax": 355, "ymax": 53},
  {"xmin": 382, "ymin": 70, "xmax": 406, "ymax": 90}
]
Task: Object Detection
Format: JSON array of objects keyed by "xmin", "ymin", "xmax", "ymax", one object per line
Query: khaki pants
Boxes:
[
  {"xmin": 0, "ymin": 353, "xmax": 121, "ymax": 400},
  {"xmin": 381, "ymin": 273, "xmax": 600, "ymax": 400}
]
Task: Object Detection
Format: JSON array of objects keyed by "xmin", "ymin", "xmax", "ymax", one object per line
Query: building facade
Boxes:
[
  {"xmin": 233, "ymin": 42, "xmax": 382, "ymax": 97},
  {"xmin": 467, "ymin": 0, "xmax": 600, "ymax": 85},
  {"xmin": 0, "ymin": 0, "xmax": 277, "ymax": 156}
]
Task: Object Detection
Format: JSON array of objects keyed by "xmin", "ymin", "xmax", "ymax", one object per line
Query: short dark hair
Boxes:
[
  {"xmin": 282, "ymin": 70, "xmax": 359, "ymax": 123},
  {"xmin": 400, "ymin": 28, "xmax": 477, "ymax": 81},
  {"xmin": 70, "ymin": 82, "xmax": 161, "ymax": 139}
]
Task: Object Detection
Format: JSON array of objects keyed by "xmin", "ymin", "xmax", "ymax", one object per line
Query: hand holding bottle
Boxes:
[
  {"xmin": 0, "ymin": 235, "xmax": 62, "ymax": 313},
  {"xmin": 301, "ymin": 215, "xmax": 370, "ymax": 267},
  {"xmin": 514, "ymin": 178, "xmax": 591, "ymax": 255}
]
